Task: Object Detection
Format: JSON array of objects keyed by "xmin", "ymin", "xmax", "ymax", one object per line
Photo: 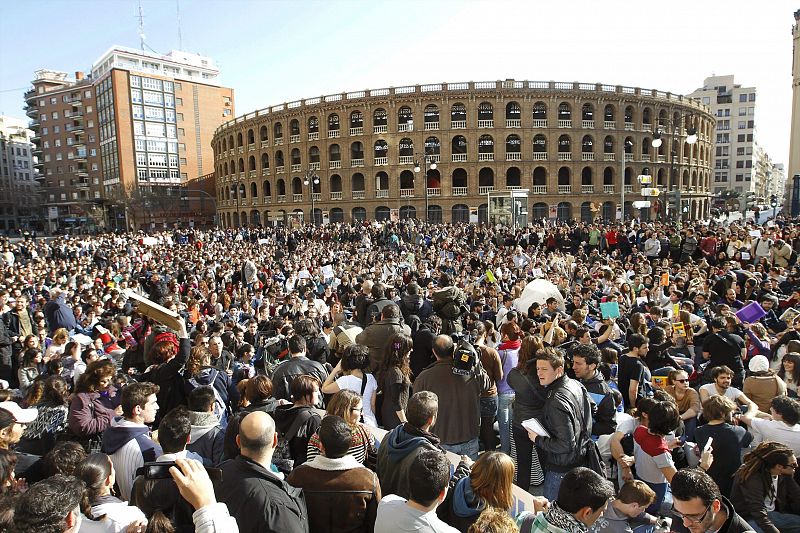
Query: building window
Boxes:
[
  {"xmin": 175, "ymin": 98, "xmax": 183, "ymax": 106},
  {"xmin": 178, "ymin": 128, "xmax": 185, "ymax": 137},
  {"xmin": 223, "ymin": 109, "xmax": 231, "ymax": 116},
  {"xmin": 50, "ymin": 97, "xmax": 56, "ymax": 105},
  {"xmin": 174, "ymin": 82, "xmax": 182, "ymax": 90},
  {"xmin": 739, "ymin": 94, "xmax": 747, "ymax": 102},
  {"xmin": 749, "ymin": 93, "xmax": 756, "ymax": 102},
  {"xmin": 52, "ymin": 111, "xmax": 58, "ymax": 119},
  {"xmin": 176, "ymin": 113, "xmax": 183, "ymax": 121}
]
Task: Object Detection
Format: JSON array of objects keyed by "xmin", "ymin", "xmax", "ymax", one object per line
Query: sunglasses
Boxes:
[{"xmin": 674, "ymin": 379, "xmax": 689, "ymax": 383}]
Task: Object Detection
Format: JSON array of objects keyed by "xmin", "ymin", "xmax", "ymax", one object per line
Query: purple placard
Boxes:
[{"xmin": 735, "ymin": 301, "xmax": 766, "ymax": 324}]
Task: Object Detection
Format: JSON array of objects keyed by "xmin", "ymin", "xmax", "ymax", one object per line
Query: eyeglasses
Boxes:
[
  {"xmin": 675, "ymin": 379, "xmax": 689, "ymax": 383},
  {"xmin": 672, "ymin": 503, "xmax": 712, "ymax": 523},
  {"xmin": 784, "ymin": 462, "xmax": 798, "ymax": 469}
]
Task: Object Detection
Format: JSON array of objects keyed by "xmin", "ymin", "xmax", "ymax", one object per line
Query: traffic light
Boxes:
[
  {"xmin": 771, "ymin": 194, "xmax": 778, "ymax": 209},
  {"xmin": 746, "ymin": 192, "xmax": 757, "ymax": 211},
  {"xmin": 664, "ymin": 190, "xmax": 680, "ymax": 216}
]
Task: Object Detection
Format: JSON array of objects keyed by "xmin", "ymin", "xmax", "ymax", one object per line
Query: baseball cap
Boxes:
[{"xmin": 0, "ymin": 401, "xmax": 37, "ymax": 425}]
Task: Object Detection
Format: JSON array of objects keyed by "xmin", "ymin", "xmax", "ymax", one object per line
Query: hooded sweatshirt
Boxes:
[
  {"xmin": 186, "ymin": 410, "xmax": 225, "ymax": 466},
  {"xmin": 101, "ymin": 418, "xmax": 162, "ymax": 501},
  {"xmin": 441, "ymin": 476, "xmax": 486, "ymax": 532},
  {"xmin": 376, "ymin": 423, "xmax": 440, "ymax": 500}
]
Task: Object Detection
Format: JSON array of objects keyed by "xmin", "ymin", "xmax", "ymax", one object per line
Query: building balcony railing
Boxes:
[
  {"xmin": 506, "ymin": 119, "xmax": 521, "ymax": 128},
  {"xmin": 277, "ymin": 195, "xmax": 286, "ymax": 202},
  {"xmin": 453, "ymin": 187, "xmax": 468, "ymax": 196},
  {"xmin": 264, "ymin": 196, "xmax": 272, "ymax": 203},
  {"xmin": 427, "ymin": 187, "xmax": 441, "ymax": 197},
  {"xmin": 533, "ymin": 152, "xmax": 547, "ymax": 161},
  {"xmin": 248, "ymin": 143, "xmax": 255, "ymax": 151},
  {"xmin": 329, "ymin": 160, "xmax": 341, "ymax": 169},
  {"xmin": 261, "ymin": 140, "xmax": 269, "ymax": 148},
  {"xmin": 657, "ymin": 155, "xmax": 666, "ymax": 162},
  {"xmin": 624, "ymin": 185, "xmax": 633, "ymax": 193},
  {"xmin": 507, "ymin": 186, "xmax": 522, "ymax": 190},
  {"xmin": 397, "ymin": 123, "xmax": 413, "ymax": 132},
  {"xmin": 312, "ymin": 193, "xmax": 321, "ymax": 201},
  {"xmin": 624, "ymin": 122, "xmax": 635, "ymax": 131},
  {"xmin": 682, "ymin": 157, "xmax": 689, "ymax": 164},
  {"xmin": 351, "ymin": 158, "xmax": 364, "ymax": 167},
  {"xmin": 330, "ymin": 192, "xmax": 343, "ymax": 200},
  {"xmin": 262, "ymin": 168, "xmax": 270, "ymax": 176},
  {"xmin": 289, "ymin": 135, "xmax": 300, "ymax": 143},
  {"xmin": 452, "ymin": 153, "xmax": 467, "ymax": 162},
  {"xmin": 478, "ymin": 153, "xmax": 494, "ymax": 162},
  {"xmin": 603, "ymin": 185, "xmax": 615, "ymax": 193},
  {"xmin": 478, "ymin": 120, "xmax": 494, "ymax": 128},
  {"xmin": 641, "ymin": 154, "xmax": 651, "ymax": 162},
  {"xmin": 643, "ymin": 122, "xmax": 652, "ymax": 131},
  {"xmin": 308, "ymin": 132, "xmax": 319, "ymax": 141},
  {"xmin": 624, "ymin": 154, "xmax": 634, "ymax": 162},
  {"xmin": 603, "ymin": 153, "xmax": 615, "ymax": 161},
  {"xmin": 400, "ymin": 188, "xmax": 415, "ymax": 198},
  {"xmin": 428, "ymin": 154, "xmax": 440, "ymax": 163},
  {"xmin": 249, "ymin": 170, "xmax": 257, "ymax": 178},
  {"xmin": 274, "ymin": 138, "xmax": 283, "ymax": 146},
  {"xmin": 558, "ymin": 152, "xmax": 572, "ymax": 161},
  {"xmin": 604, "ymin": 121, "xmax": 615, "ymax": 129},
  {"xmin": 424, "ymin": 121, "xmax": 439, "ymax": 130},
  {"xmin": 582, "ymin": 185, "xmax": 594, "ymax": 193},
  {"xmin": 478, "ymin": 186, "xmax": 494, "ymax": 195},
  {"xmin": 309, "ymin": 162, "xmax": 320, "ymax": 170},
  {"xmin": 328, "ymin": 130, "xmax": 340, "ymax": 138},
  {"xmin": 558, "ymin": 119, "xmax": 572, "ymax": 128},
  {"xmin": 276, "ymin": 166, "xmax": 285, "ymax": 173},
  {"xmin": 350, "ymin": 127, "xmax": 363, "ymax": 136},
  {"xmin": 582, "ymin": 120, "xmax": 595, "ymax": 128},
  {"xmin": 399, "ymin": 155, "xmax": 414, "ymax": 164},
  {"xmin": 373, "ymin": 125, "xmax": 387, "ymax": 134},
  {"xmin": 291, "ymin": 164, "xmax": 301, "ymax": 172},
  {"xmin": 239, "ymin": 172, "xmax": 245, "ymax": 179},
  {"xmin": 558, "ymin": 185, "xmax": 572, "ymax": 194},
  {"xmin": 532, "ymin": 119, "xmax": 547, "ymax": 128},
  {"xmin": 352, "ymin": 191, "xmax": 365, "ymax": 200},
  {"xmin": 506, "ymin": 152, "xmax": 521, "ymax": 161},
  {"xmin": 532, "ymin": 185, "xmax": 547, "ymax": 194},
  {"xmin": 237, "ymin": 146, "xmax": 245, "ymax": 154},
  {"xmin": 582, "ymin": 153, "xmax": 595, "ymax": 161},
  {"xmin": 451, "ymin": 120, "xmax": 467, "ymax": 129},
  {"xmin": 374, "ymin": 157, "xmax": 388, "ymax": 166},
  {"xmin": 376, "ymin": 189, "xmax": 389, "ymax": 198},
  {"xmin": 292, "ymin": 193, "xmax": 302, "ymax": 202}
]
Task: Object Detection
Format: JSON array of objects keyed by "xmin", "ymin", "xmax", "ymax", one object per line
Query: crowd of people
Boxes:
[{"xmin": 0, "ymin": 214, "xmax": 797, "ymax": 532}]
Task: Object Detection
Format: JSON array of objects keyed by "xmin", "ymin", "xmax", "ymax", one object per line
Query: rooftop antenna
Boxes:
[
  {"xmin": 176, "ymin": 0, "xmax": 183, "ymax": 50},
  {"xmin": 137, "ymin": 0, "xmax": 146, "ymax": 52}
]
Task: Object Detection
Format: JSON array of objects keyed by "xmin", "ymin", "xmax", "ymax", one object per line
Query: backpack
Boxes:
[
  {"xmin": 273, "ymin": 408, "xmax": 323, "ymax": 474},
  {"xmin": 435, "ymin": 300, "xmax": 464, "ymax": 321},
  {"xmin": 188, "ymin": 370, "xmax": 227, "ymax": 421}
]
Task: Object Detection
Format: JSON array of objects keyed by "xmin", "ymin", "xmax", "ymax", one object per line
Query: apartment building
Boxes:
[
  {"xmin": 25, "ymin": 46, "xmax": 233, "ymax": 232},
  {"xmin": 0, "ymin": 116, "xmax": 39, "ymax": 231}
]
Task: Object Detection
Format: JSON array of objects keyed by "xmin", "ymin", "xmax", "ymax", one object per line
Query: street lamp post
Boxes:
[
  {"xmin": 303, "ymin": 169, "xmax": 320, "ymax": 226},
  {"xmin": 620, "ymin": 138, "xmax": 633, "ymax": 221},
  {"xmin": 230, "ymin": 184, "xmax": 240, "ymax": 227},
  {"xmin": 413, "ymin": 152, "xmax": 437, "ymax": 223},
  {"xmin": 651, "ymin": 113, "xmax": 698, "ymax": 223}
]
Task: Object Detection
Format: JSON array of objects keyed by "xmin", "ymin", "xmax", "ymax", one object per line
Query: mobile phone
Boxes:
[
  {"xmin": 138, "ymin": 461, "xmax": 222, "ymax": 481},
  {"xmin": 702, "ymin": 437, "xmax": 714, "ymax": 455}
]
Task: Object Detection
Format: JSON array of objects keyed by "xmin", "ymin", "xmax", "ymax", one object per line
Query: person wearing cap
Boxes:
[
  {"xmin": 743, "ymin": 354, "xmax": 788, "ymax": 413},
  {"xmin": 0, "ymin": 400, "xmax": 41, "ymax": 480}
]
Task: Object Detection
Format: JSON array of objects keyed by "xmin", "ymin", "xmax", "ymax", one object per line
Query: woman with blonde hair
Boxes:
[
  {"xmin": 665, "ymin": 369, "xmax": 701, "ymax": 440},
  {"xmin": 306, "ymin": 389, "xmax": 374, "ymax": 465},
  {"xmin": 45, "ymin": 327, "xmax": 69, "ymax": 360},
  {"xmin": 442, "ymin": 451, "xmax": 516, "ymax": 532}
]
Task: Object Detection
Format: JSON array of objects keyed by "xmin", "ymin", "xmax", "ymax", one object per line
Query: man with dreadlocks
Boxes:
[{"xmin": 730, "ymin": 441, "xmax": 800, "ymax": 533}]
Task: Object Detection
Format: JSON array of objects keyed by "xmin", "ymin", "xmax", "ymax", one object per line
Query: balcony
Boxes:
[
  {"xmin": 274, "ymin": 138, "xmax": 283, "ymax": 146},
  {"xmin": 71, "ymin": 97, "xmax": 83, "ymax": 107},
  {"xmin": 558, "ymin": 152, "xmax": 572, "ymax": 161},
  {"xmin": 74, "ymin": 150, "xmax": 87, "ymax": 161},
  {"xmin": 25, "ymin": 106, "xmax": 38, "ymax": 119},
  {"xmin": 397, "ymin": 123, "xmax": 413, "ymax": 132},
  {"xmin": 532, "ymin": 185, "xmax": 547, "ymax": 194},
  {"xmin": 478, "ymin": 186, "xmax": 494, "ymax": 195},
  {"xmin": 239, "ymin": 172, "xmax": 245, "ymax": 179},
  {"xmin": 451, "ymin": 120, "xmax": 466, "ymax": 129},
  {"xmin": 603, "ymin": 185, "xmax": 615, "ymax": 194},
  {"xmin": 604, "ymin": 121, "xmax": 615, "ymax": 129},
  {"xmin": 657, "ymin": 155, "xmax": 666, "ymax": 162},
  {"xmin": 624, "ymin": 185, "xmax": 634, "ymax": 193},
  {"xmin": 400, "ymin": 188, "xmax": 415, "ymax": 198},
  {"xmin": 427, "ymin": 188, "xmax": 441, "ymax": 197},
  {"xmin": 506, "ymin": 152, "xmax": 521, "ymax": 161},
  {"xmin": 478, "ymin": 153, "xmax": 494, "ymax": 162},
  {"xmin": 373, "ymin": 125, "xmax": 387, "ymax": 134},
  {"xmin": 376, "ymin": 189, "xmax": 389, "ymax": 198},
  {"xmin": 277, "ymin": 195, "xmax": 286, "ymax": 202},
  {"xmin": 533, "ymin": 152, "xmax": 547, "ymax": 161},
  {"xmin": 453, "ymin": 187, "xmax": 468, "ymax": 196},
  {"xmin": 399, "ymin": 155, "xmax": 414, "ymax": 164},
  {"xmin": 641, "ymin": 154, "xmax": 651, "ymax": 162},
  {"xmin": 70, "ymin": 110, "xmax": 84, "ymax": 119},
  {"xmin": 248, "ymin": 143, "xmax": 255, "ymax": 151},
  {"xmin": 312, "ymin": 193, "xmax": 321, "ymax": 201},
  {"xmin": 374, "ymin": 157, "xmax": 388, "ymax": 166},
  {"xmin": 582, "ymin": 153, "xmax": 595, "ymax": 161},
  {"xmin": 330, "ymin": 192, "xmax": 343, "ymax": 200},
  {"xmin": 352, "ymin": 190, "xmax": 366, "ymax": 200},
  {"xmin": 264, "ymin": 196, "xmax": 272, "ymax": 203},
  {"xmin": 349, "ymin": 127, "xmax": 363, "ymax": 136},
  {"xmin": 289, "ymin": 135, "xmax": 300, "ymax": 144},
  {"xmin": 308, "ymin": 132, "xmax": 319, "ymax": 141},
  {"xmin": 558, "ymin": 120, "xmax": 572, "ymax": 128},
  {"xmin": 76, "ymin": 180, "xmax": 90, "ymax": 188},
  {"xmin": 328, "ymin": 130, "xmax": 340, "ymax": 138},
  {"xmin": 424, "ymin": 122, "xmax": 439, "ymax": 130},
  {"xmin": 276, "ymin": 166, "xmax": 285, "ymax": 173},
  {"xmin": 351, "ymin": 158, "xmax": 364, "ymax": 167},
  {"xmin": 262, "ymin": 168, "xmax": 270, "ymax": 176},
  {"xmin": 603, "ymin": 153, "xmax": 615, "ymax": 161},
  {"xmin": 309, "ymin": 162, "xmax": 320, "ymax": 170},
  {"xmin": 624, "ymin": 122, "xmax": 635, "ymax": 131},
  {"xmin": 237, "ymin": 147, "xmax": 244, "ymax": 154},
  {"xmin": 624, "ymin": 154, "xmax": 634, "ymax": 162},
  {"xmin": 261, "ymin": 140, "xmax": 269, "ymax": 148},
  {"xmin": 291, "ymin": 164, "xmax": 301, "ymax": 172},
  {"xmin": 23, "ymin": 88, "xmax": 36, "ymax": 103},
  {"xmin": 682, "ymin": 157, "xmax": 689, "ymax": 164},
  {"xmin": 329, "ymin": 160, "xmax": 341, "ymax": 169},
  {"xmin": 558, "ymin": 185, "xmax": 572, "ymax": 194},
  {"xmin": 506, "ymin": 119, "xmax": 521, "ymax": 128},
  {"xmin": 478, "ymin": 120, "xmax": 493, "ymax": 128},
  {"xmin": 582, "ymin": 185, "xmax": 594, "ymax": 194},
  {"xmin": 452, "ymin": 154, "xmax": 467, "ymax": 162},
  {"xmin": 582, "ymin": 120, "xmax": 594, "ymax": 128},
  {"xmin": 249, "ymin": 170, "xmax": 257, "ymax": 178},
  {"xmin": 532, "ymin": 119, "xmax": 547, "ymax": 128}
]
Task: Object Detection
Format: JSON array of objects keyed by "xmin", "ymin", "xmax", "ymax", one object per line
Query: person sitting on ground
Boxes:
[
  {"xmin": 591, "ymin": 480, "xmax": 663, "ymax": 533},
  {"xmin": 739, "ymin": 395, "xmax": 800, "ymax": 457},
  {"xmin": 743, "ymin": 355, "xmax": 787, "ymax": 413},
  {"xmin": 287, "ymin": 415, "xmax": 381, "ymax": 533}
]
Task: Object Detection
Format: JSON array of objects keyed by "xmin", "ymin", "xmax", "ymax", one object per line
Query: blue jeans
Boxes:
[
  {"xmin": 642, "ymin": 480, "xmax": 672, "ymax": 516},
  {"xmin": 497, "ymin": 393, "xmax": 514, "ymax": 455},
  {"xmin": 543, "ymin": 470, "xmax": 568, "ymax": 501},
  {"xmin": 441, "ymin": 438, "xmax": 480, "ymax": 461},
  {"xmin": 748, "ymin": 512, "xmax": 800, "ymax": 532}
]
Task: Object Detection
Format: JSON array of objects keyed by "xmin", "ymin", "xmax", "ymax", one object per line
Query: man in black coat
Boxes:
[
  {"xmin": 43, "ymin": 289, "xmax": 77, "ymax": 335},
  {"xmin": 671, "ymin": 468, "xmax": 753, "ymax": 533},
  {"xmin": 571, "ymin": 344, "xmax": 617, "ymax": 437}
]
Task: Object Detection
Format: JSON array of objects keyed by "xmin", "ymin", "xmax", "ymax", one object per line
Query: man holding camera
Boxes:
[{"xmin": 412, "ymin": 334, "xmax": 492, "ymax": 460}]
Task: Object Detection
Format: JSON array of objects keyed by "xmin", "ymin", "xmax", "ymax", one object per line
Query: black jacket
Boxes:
[
  {"xmin": 270, "ymin": 356, "xmax": 328, "ymax": 401},
  {"xmin": 537, "ymin": 375, "xmax": 595, "ymax": 472},
  {"xmin": 580, "ymin": 372, "xmax": 617, "ymax": 436},
  {"xmin": 730, "ymin": 472, "xmax": 800, "ymax": 533},
  {"xmin": 219, "ymin": 455, "xmax": 309, "ymax": 533},
  {"xmin": 141, "ymin": 338, "xmax": 190, "ymax": 426}
]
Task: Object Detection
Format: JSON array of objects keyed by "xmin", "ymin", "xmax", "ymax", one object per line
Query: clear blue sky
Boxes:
[{"xmin": 1, "ymin": 0, "xmax": 795, "ymax": 167}]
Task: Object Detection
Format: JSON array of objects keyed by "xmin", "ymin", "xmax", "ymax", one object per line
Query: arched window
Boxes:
[
  {"xmin": 351, "ymin": 173, "xmax": 365, "ymax": 192},
  {"xmin": 398, "ymin": 106, "xmax": 413, "ymax": 126},
  {"xmin": 478, "ymin": 102, "xmax": 493, "ymax": 124},
  {"xmin": 532, "ymin": 167, "xmax": 546, "ymax": 186},
  {"xmin": 506, "ymin": 101, "xmax": 521, "ymax": 119},
  {"xmin": 642, "ymin": 107, "xmax": 652, "ymax": 126},
  {"xmin": 308, "ymin": 117, "xmax": 319, "ymax": 133},
  {"xmin": 451, "ymin": 103, "xmax": 467, "ymax": 124},
  {"xmin": 603, "ymin": 167, "xmax": 614, "ymax": 185},
  {"xmin": 350, "ymin": 111, "xmax": 363, "ymax": 129},
  {"xmin": 239, "ymin": 183, "xmax": 246, "ymax": 198},
  {"xmin": 582, "ymin": 167, "xmax": 593, "ymax": 185},
  {"xmin": 263, "ymin": 180, "xmax": 271, "ymax": 197},
  {"xmin": 452, "ymin": 204, "xmax": 469, "ymax": 223},
  {"xmin": 259, "ymin": 125, "xmax": 268, "ymax": 142},
  {"xmin": 602, "ymin": 202, "xmax": 615, "ymax": 221},
  {"xmin": 581, "ymin": 135, "xmax": 593, "ymax": 153},
  {"xmin": 222, "ymin": 138, "xmax": 227, "ymax": 151},
  {"xmin": 532, "ymin": 101, "xmax": 547, "ymax": 120},
  {"xmin": 425, "ymin": 137, "xmax": 440, "ymax": 155},
  {"xmin": 373, "ymin": 108, "xmax": 387, "ymax": 126},
  {"xmin": 558, "ymin": 167, "xmax": 570, "ymax": 185},
  {"xmin": 641, "ymin": 138, "xmax": 651, "ymax": 156},
  {"xmin": 532, "ymin": 202, "xmax": 548, "ymax": 220},
  {"xmin": 604, "ymin": 136, "xmax": 614, "ymax": 154},
  {"xmin": 248, "ymin": 155, "xmax": 256, "ymax": 171},
  {"xmin": 624, "ymin": 106, "xmax": 635, "ymax": 126},
  {"xmin": 309, "ymin": 146, "xmax": 320, "ymax": 163},
  {"xmin": 506, "ymin": 167, "xmax": 521, "ymax": 187},
  {"xmin": 228, "ymin": 135, "xmax": 234, "ymax": 149},
  {"xmin": 506, "ymin": 135, "xmax": 521, "ymax": 154},
  {"xmin": 261, "ymin": 153, "xmax": 269, "ymax": 169},
  {"xmin": 658, "ymin": 109, "xmax": 668, "ymax": 128},
  {"xmin": 533, "ymin": 134, "xmax": 547, "ymax": 154},
  {"xmin": 557, "ymin": 202, "xmax": 572, "ymax": 221},
  {"xmin": 478, "ymin": 135, "xmax": 494, "ymax": 154},
  {"xmin": 237, "ymin": 133, "xmax": 243, "ymax": 147},
  {"xmin": 558, "ymin": 103, "xmax": 571, "ymax": 120},
  {"xmin": 291, "ymin": 148, "xmax": 301, "ymax": 166},
  {"xmin": 277, "ymin": 179, "xmax": 286, "ymax": 196},
  {"xmin": 452, "ymin": 135, "xmax": 467, "ymax": 155},
  {"xmin": 399, "ymin": 169, "xmax": 415, "ymax": 189},
  {"xmin": 273, "ymin": 122, "xmax": 282, "ymax": 140},
  {"xmin": 558, "ymin": 135, "xmax": 571, "ymax": 153},
  {"xmin": 292, "ymin": 177, "xmax": 302, "ymax": 194},
  {"xmin": 238, "ymin": 158, "xmax": 245, "ymax": 173},
  {"xmin": 424, "ymin": 105, "xmax": 439, "ymax": 126},
  {"xmin": 251, "ymin": 182, "xmax": 258, "ymax": 198},
  {"xmin": 330, "ymin": 208, "xmax": 344, "ymax": 223},
  {"xmin": 352, "ymin": 207, "xmax": 366, "ymax": 222},
  {"xmin": 581, "ymin": 202, "xmax": 593, "ymax": 223},
  {"xmin": 375, "ymin": 206, "xmax": 391, "ymax": 221},
  {"xmin": 452, "ymin": 168, "xmax": 467, "ymax": 188},
  {"xmin": 247, "ymin": 129, "xmax": 255, "ymax": 145},
  {"xmin": 329, "ymin": 144, "xmax": 341, "ymax": 161},
  {"xmin": 399, "ymin": 138, "xmax": 414, "ymax": 157},
  {"xmin": 330, "ymin": 174, "xmax": 342, "ymax": 192},
  {"xmin": 275, "ymin": 150, "xmax": 284, "ymax": 167},
  {"xmin": 478, "ymin": 167, "xmax": 494, "ymax": 187},
  {"xmin": 624, "ymin": 136, "xmax": 634, "ymax": 154},
  {"xmin": 604, "ymin": 104, "xmax": 615, "ymax": 123},
  {"xmin": 399, "ymin": 205, "xmax": 416, "ymax": 220},
  {"xmin": 351, "ymin": 142, "xmax": 364, "ymax": 160},
  {"xmin": 328, "ymin": 114, "xmax": 339, "ymax": 133},
  {"xmin": 374, "ymin": 140, "xmax": 388, "ymax": 159},
  {"xmin": 290, "ymin": 119, "xmax": 300, "ymax": 136},
  {"xmin": 581, "ymin": 103, "xmax": 593, "ymax": 121},
  {"xmin": 375, "ymin": 171, "xmax": 388, "ymax": 191},
  {"xmin": 427, "ymin": 205, "xmax": 443, "ymax": 223}
]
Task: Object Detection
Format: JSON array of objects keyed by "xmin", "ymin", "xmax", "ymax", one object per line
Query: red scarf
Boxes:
[{"xmin": 498, "ymin": 339, "xmax": 521, "ymax": 351}]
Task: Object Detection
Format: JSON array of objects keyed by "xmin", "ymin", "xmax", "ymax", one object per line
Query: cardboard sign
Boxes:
[
  {"xmin": 672, "ymin": 322, "xmax": 686, "ymax": 337},
  {"xmin": 486, "ymin": 270, "xmax": 497, "ymax": 283},
  {"xmin": 660, "ymin": 273, "xmax": 670, "ymax": 287},
  {"xmin": 672, "ymin": 304, "xmax": 681, "ymax": 320},
  {"xmin": 652, "ymin": 376, "xmax": 669, "ymax": 389},
  {"xmin": 321, "ymin": 265, "xmax": 334, "ymax": 280},
  {"xmin": 599, "ymin": 301, "xmax": 620, "ymax": 319},
  {"xmin": 123, "ymin": 289, "xmax": 183, "ymax": 332}
]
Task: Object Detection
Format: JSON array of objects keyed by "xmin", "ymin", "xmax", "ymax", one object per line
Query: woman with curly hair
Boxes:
[
  {"xmin": 306, "ymin": 389, "xmax": 374, "ymax": 465},
  {"xmin": 322, "ymin": 344, "xmax": 378, "ymax": 427},
  {"xmin": 730, "ymin": 441, "xmax": 800, "ymax": 533},
  {"xmin": 68, "ymin": 359, "xmax": 120, "ymax": 444},
  {"xmin": 378, "ymin": 332, "xmax": 413, "ymax": 429},
  {"xmin": 18, "ymin": 375, "xmax": 70, "ymax": 455}
]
